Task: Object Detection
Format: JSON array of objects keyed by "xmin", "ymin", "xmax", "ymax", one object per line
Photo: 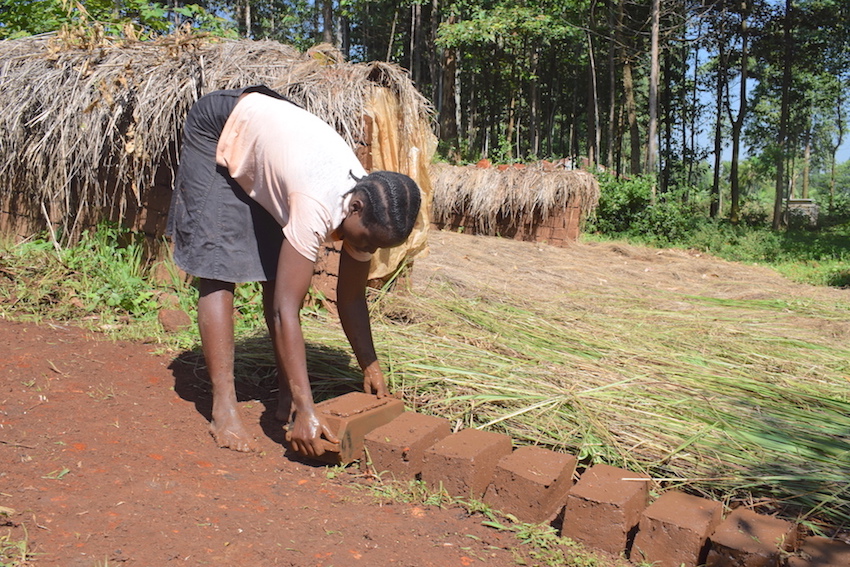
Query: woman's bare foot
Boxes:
[{"xmin": 209, "ymin": 405, "xmax": 257, "ymax": 452}]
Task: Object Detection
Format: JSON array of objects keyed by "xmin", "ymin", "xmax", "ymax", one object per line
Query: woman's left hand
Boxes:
[{"xmin": 363, "ymin": 361, "xmax": 389, "ymax": 398}]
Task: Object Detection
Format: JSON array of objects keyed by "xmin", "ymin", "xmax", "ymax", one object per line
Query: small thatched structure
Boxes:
[
  {"xmin": 430, "ymin": 162, "xmax": 599, "ymax": 246},
  {"xmin": 0, "ymin": 30, "xmax": 435, "ymax": 283}
]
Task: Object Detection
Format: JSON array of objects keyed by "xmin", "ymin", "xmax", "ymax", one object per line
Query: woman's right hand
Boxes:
[{"xmin": 287, "ymin": 409, "xmax": 340, "ymax": 457}]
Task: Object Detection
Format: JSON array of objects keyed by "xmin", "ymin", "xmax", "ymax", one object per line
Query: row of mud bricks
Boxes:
[{"xmin": 315, "ymin": 392, "xmax": 849, "ymax": 567}]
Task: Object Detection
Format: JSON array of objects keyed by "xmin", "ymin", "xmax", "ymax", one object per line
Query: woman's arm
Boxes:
[
  {"xmin": 272, "ymin": 239, "xmax": 339, "ymax": 457},
  {"xmin": 336, "ymin": 248, "xmax": 389, "ymax": 397}
]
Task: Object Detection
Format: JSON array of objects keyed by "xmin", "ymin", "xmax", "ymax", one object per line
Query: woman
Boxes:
[{"xmin": 167, "ymin": 86, "xmax": 421, "ymax": 458}]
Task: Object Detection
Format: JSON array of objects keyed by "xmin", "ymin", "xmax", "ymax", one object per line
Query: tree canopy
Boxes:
[{"xmin": 2, "ymin": 0, "xmax": 849, "ymax": 224}]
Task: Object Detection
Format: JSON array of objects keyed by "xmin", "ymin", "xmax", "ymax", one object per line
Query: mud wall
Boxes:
[{"xmin": 431, "ymin": 194, "xmax": 583, "ymax": 248}]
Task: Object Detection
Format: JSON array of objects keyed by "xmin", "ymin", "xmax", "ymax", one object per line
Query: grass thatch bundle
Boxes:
[
  {"xmin": 429, "ymin": 162, "xmax": 600, "ymax": 235},
  {"xmin": 0, "ymin": 30, "xmax": 434, "ymax": 272}
]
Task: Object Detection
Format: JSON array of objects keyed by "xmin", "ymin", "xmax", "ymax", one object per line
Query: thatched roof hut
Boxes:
[
  {"xmin": 430, "ymin": 162, "xmax": 599, "ymax": 246},
  {"xmin": 0, "ymin": 30, "xmax": 435, "ymax": 280}
]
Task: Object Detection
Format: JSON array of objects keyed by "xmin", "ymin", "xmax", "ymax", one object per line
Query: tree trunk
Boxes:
[
  {"xmin": 830, "ymin": 93, "xmax": 845, "ymax": 212},
  {"xmin": 386, "ymin": 8, "xmax": 398, "ymax": 61},
  {"xmin": 321, "ymin": 0, "xmax": 333, "ymax": 44},
  {"xmin": 623, "ymin": 60, "xmax": 640, "ymax": 174},
  {"xmin": 618, "ymin": 0, "xmax": 640, "ymax": 174},
  {"xmin": 772, "ymin": 0, "xmax": 793, "ymax": 230},
  {"xmin": 244, "ymin": 0, "xmax": 252, "ymax": 38},
  {"xmin": 647, "ymin": 0, "xmax": 660, "ymax": 180},
  {"xmin": 507, "ymin": 93, "xmax": 517, "ymax": 161},
  {"xmin": 728, "ymin": 6, "xmax": 748, "ymax": 224},
  {"xmin": 529, "ymin": 48, "xmax": 541, "ymax": 157},
  {"xmin": 661, "ymin": 49, "xmax": 672, "ymax": 194},
  {"xmin": 689, "ymin": 43, "xmax": 699, "ymax": 188},
  {"xmin": 429, "ymin": 0, "xmax": 440, "ymax": 104},
  {"xmin": 587, "ymin": 31, "xmax": 600, "ymax": 167},
  {"xmin": 439, "ymin": 16, "xmax": 460, "ymax": 161},
  {"xmin": 711, "ymin": 41, "xmax": 726, "ymax": 218},
  {"xmin": 802, "ymin": 125, "xmax": 811, "ymax": 199},
  {"xmin": 339, "ymin": 16, "xmax": 350, "ymax": 57},
  {"xmin": 409, "ymin": 3, "xmax": 422, "ymax": 84},
  {"xmin": 606, "ymin": 0, "xmax": 617, "ymax": 169}
]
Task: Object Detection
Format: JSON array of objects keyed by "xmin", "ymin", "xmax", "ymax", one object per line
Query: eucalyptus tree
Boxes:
[
  {"xmin": 436, "ymin": 1, "xmax": 588, "ymax": 161},
  {"xmin": 746, "ymin": 0, "xmax": 850, "ymax": 227},
  {"xmin": 707, "ymin": 0, "xmax": 767, "ymax": 222}
]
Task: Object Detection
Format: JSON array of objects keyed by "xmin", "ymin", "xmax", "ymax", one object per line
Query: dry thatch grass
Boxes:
[
  {"xmin": 429, "ymin": 162, "xmax": 600, "ymax": 234},
  {"xmin": 0, "ymin": 29, "xmax": 433, "ymax": 245}
]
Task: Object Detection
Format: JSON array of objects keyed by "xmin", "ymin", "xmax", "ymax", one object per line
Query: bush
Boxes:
[
  {"xmin": 588, "ymin": 172, "xmax": 654, "ymax": 235},
  {"xmin": 587, "ymin": 172, "xmax": 706, "ymax": 245}
]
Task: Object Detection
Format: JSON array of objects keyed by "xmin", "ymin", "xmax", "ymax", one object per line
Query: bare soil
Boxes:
[
  {"xmin": 0, "ymin": 317, "xmax": 533, "ymax": 566},
  {"xmin": 1, "ymin": 230, "xmax": 844, "ymax": 566}
]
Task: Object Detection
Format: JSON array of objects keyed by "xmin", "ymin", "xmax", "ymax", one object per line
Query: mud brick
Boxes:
[
  {"xmin": 421, "ymin": 428, "xmax": 513, "ymax": 499},
  {"xmin": 313, "ymin": 392, "xmax": 405, "ymax": 465},
  {"xmin": 561, "ymin": 463, "xmax": 649, "ymax": 556},
  {"xmin": 482, "ymin": 446, "xmax": 576, "ymax": 524},
  {"xmin": 551, "ymin": 227, "xmax": 569, "ymax": 241},
  {"xmin": 787, "ymin": 536, "xmax": 850, "ymax": 567},
  {"xmin": 706, "ymin": 507, "xmax": 797, "ymax": 567},
  {"xmin": 364, "ymin": 412, "xmax": 452, "ymax": 480},
  {"xmin": 630, "ymin": 490, "xmax": 722, "ymax": 567}
]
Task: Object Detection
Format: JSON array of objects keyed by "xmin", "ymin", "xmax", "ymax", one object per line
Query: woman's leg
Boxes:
[
  {"xmin": 198, "ymin": 278, "xmax": 257, "ymax": 452},
  {"xmin": 262, "ymin": 280, "xmax": 293, "ymax": 423}
]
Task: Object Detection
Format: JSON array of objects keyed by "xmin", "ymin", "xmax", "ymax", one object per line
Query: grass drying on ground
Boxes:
[{"xmin": 299, "ymin": 280, "xmax": 850, "ymax": 533}]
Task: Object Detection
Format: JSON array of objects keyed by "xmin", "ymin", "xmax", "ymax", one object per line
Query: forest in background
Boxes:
[{"xmin": 1, "ymin": 0, "xmax": 849, "ymax": 229}]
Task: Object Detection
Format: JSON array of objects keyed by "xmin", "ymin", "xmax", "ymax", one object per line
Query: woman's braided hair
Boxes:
[{"xmin": 349, "ymin": 171, "xmax": 422, "ymax": 244}]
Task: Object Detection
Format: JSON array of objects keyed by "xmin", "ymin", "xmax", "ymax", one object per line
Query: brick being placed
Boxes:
[
  {"xmin": 629, "ymin": 490, "xmax": 722, "ymax": 567},
  {"xmin": 560, "ymin": 463, "xmax": 650, "ymax": 556},
  {"xmin": 482, "ymin": 446, "xmax": 576, "ymax": 524},
  {"xmin": 787, "ymin": 536, "xmax": 850, "ymax": 567},
  {"xmin": 364, "ymin": 411, "xmax": 452, "ymax": 480},
  {"xmin": 706, "ymin": 507, "xmax": 797, "ymax": 567},
  {"xmin": 310, "ymin": 392, "xmax": 405, "ymax": 465},
  {"xmin": 420, "ymin": 428, "xmax": 513, "ymax": 499}
]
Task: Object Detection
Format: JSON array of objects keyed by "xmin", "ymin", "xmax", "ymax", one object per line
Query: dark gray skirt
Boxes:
[{"xmin": 166, "ymin": 86, "xmax": 286, "ymax": 283}]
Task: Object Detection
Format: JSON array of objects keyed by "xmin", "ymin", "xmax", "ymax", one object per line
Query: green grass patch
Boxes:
[{"xmin": 0, "ymin": 528, "xmax": 32, "ymax": 567}]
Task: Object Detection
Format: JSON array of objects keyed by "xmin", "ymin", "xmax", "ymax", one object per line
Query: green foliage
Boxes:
[
  {"xmin": 587, "ymin": 171, "xmax": 850, "ymax": 288},
  {"xmin": 0, "ymin": 0, "xmax": 68, "ymax": 38},
  {"xmin": 0, "ymin": 223, "xmax": 195, "ymax": 341},
  {"xmin": 586, "ymin": 172, "xmax": 655, "ymax": 235},
  {"xmin": 587, "ymin": 172, "xmax": 704, "ymax": 245},
  {"xmin": 0, "ymin": 0, "xmax": 235, "ymax": 40},
  {"xmin": 437, "ymin": 4, "xmax": 579, "ymax": 49},
  {"xmin": 0, "ymin": 222, "xmax": 328, "ymax": 340},
  {"xmin": 59, "ymin": 224, "xmax": 157, "ymax": 316}
]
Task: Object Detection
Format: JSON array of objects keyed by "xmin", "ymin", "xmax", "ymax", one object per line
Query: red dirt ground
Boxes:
[{"xmin": 0, "ymin": 318, "xmax": 532, "ymax": 566}]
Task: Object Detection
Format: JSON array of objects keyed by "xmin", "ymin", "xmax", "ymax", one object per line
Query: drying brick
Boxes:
[
  {"xmin": 482, "ymin": 446, "xmax": 575, "ymax": 524},
  {"xmin": 421, "ymin": 428, "xmax": 512, "ymax": 499},
  {"xmin": 706, "ymin": 507, "xmax": 797, "ymax": 567},
  {"xmin": 364, "ymin": 412, "xmax": 452, "ymax": 481},
  {"xmin": 630, "ymin": 490, "xmax": 722, "ymax": 567},
  {"xmin": 787, "ymin": 536, "xmax": 850, "ymax": 567},
  {"xmin": 313, "ymin": 392, "xmax": 405, "ymax": 465},
  {"xmin": 561, "ymin": 463, "xmax": 649, "ymax": 556}
]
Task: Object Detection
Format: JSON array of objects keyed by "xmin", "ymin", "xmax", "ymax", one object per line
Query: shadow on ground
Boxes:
[{"xmin": 168, "ymin": 333, "xmax": 364, "ymax": 453}]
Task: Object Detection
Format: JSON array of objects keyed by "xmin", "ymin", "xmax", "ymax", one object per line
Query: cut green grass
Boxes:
[{"xmin": 0, "ymin": 528, "xmax": 32, "ymax": 567}]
